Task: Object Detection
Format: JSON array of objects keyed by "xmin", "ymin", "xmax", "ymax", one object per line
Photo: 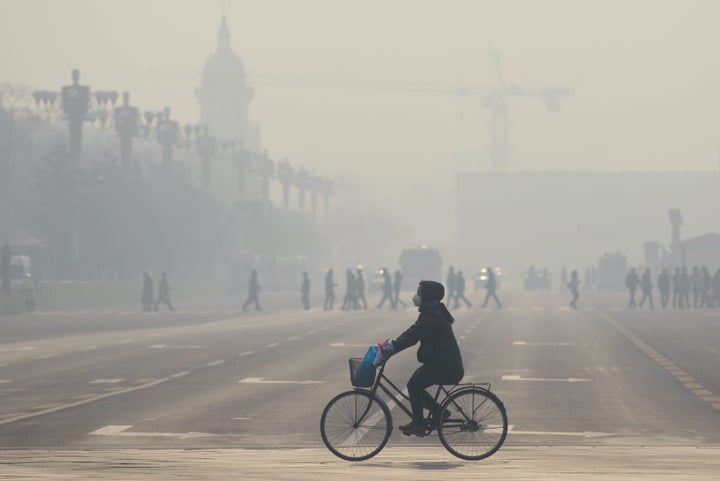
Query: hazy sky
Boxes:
[{"xmin": 2, "ymin": 0, "xmax": 719, "ymax": 193}]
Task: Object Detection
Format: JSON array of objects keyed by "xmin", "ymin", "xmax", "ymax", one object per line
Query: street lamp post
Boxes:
[
  {"xmin": 61, "ymin": 69, "xmax": 90, "ymax": 162},
  {"xmin": 156, "ymin": 107, "xmax": 179, "ymax": 166},
  {"xmin": 113, "ymin": 92, "xmax": 139, "ymax": 174},
  {"xmin": 255, "ymin": 149, "xmax": 274, "ymax": 204},
  {"xmin": 322, "ymin": 177, "xmax": 334, "ymax": 221},
  {"xmin": 277, "ymin": 158, "xmax": 294, "ymax": 211},
  {"xmin": 226, "ymin": 140, "xmax": 251, "ymax": 203},
  {"xmin": 195, "ymin": 124, "xmax": 216, "ymax": 192},
  {"xmin": 295, "ymin": 165, "xmax": 309, "ymax": 214}
]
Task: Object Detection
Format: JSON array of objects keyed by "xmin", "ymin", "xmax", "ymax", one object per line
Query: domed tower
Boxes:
[{"xmin": 195, "ymin": 15, "xmax": 260, "ymax": 150}]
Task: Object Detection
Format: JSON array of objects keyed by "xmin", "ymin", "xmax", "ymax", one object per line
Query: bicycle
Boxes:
[{"xmin": 320, "ymin": 357, "xmax": 508, "ymax": 461}]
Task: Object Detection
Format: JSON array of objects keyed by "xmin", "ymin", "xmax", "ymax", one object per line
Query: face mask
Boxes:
[{"xmin": 412, "ymin": 294, "xmax": 422, "ymax": 307}]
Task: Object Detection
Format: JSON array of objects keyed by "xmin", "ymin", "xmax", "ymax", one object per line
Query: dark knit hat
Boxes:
[{"xmin": 419, "ymin": 280, "xmax": 444, "ymax": 301}]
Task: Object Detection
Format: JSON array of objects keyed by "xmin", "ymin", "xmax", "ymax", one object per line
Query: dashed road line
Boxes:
[
  {"xmin": 595, "ymin": 309, "xmax": 720, "ymax": 412},
  {"xmin": 206, "ymin": 360, "xmax": 225, "ymax": 366},
  {"xmin": 238, "ymin": 351, "xmax": 254, "ymax": 356}
]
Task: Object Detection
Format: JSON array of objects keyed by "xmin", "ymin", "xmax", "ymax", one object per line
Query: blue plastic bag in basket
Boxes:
[{"xmin": 354, "ymin": 346, "xmax": 378, "ymax": 387}]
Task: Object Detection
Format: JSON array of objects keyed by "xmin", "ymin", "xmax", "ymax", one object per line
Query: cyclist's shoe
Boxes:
[
  {"xmin": 427, "ymin": 408, "xmax": 451, "ymax": 425},
  {"xmin": 399, "ymin": 423, "xmax": 427, "ymax": 437}
]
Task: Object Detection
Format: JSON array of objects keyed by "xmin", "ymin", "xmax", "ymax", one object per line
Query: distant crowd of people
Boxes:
[{"xmin": 624, "ymin": 266, "xmax": 720, "ymax": 309}]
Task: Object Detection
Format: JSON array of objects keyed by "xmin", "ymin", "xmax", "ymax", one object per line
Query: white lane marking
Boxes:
[
  {"xmin": 147, "ymin": 344, "xmax": 206, "ymax": 349},
  {"xmin": 206, "ymin": 360, "xmax": 225, "ymax": 367},
  {"xmin": 239, "ymin": 377, "xmax": 325, "ymax": 385},
  {"xmin": 80, "ymin": 345, "xmax": 99, "ymax": 351},
  {"xmin": 558, "ymin": 307, "xmax": 570, "ymax": 311},
  {"xmin": 0, "ymin": 364, "xmax": 7, "ymax": 368},
  {"xmin": 116, "ymin": 339, "xmax": 133, "ymax": 344},
  {"xmin": 0, "ymin": 380, "xmax": 11, "ymax": 384},
  {"xmin": 458, "ymin": 335, "xmax": 466, "ymax": 340},
  {"xmin": 233, "ymin": 417, "xmax": 252, "ymax": 420},
  {"xmin": 330, "ymin": 342, "xmax": 371, "ymax": 348},
  {"xmin": 532, "ymin": 307, "xmax": 545, "ymax": 311},
  {"xmin": 502, "ymin": 375, "xmax": 591, "ymax": 383},
  {"xmin": 89, "ymin": 379, "xmax": 124, "ymax": 384},
  {"xmin": 508, "ymin": 426, "xmax": 614, "ymax": 438},
  {"xmin": 238, "ymin": 351, "xmax": 254, "ymax": 356},
  {"xmin": 0, "ymin": 347, "xmax": 36, "ymax": 352},
  {"xmin": 0, "ymin": 378, "xmax": 171, "ymax": 426},
  {"xmin": 89, "ymin": 425, "xmax": 215, "ymax": 439},
  {"xmin": 35, "ymin": 354, "xmax": 58, "ymax": 359},
  {"xmin": 513, "ymin": 341, "xmax": 574, "ymax": 346},
  {"xmin": 266, "ymin": 343, "xmax": 279, "ymax": 348},
  {"xmin": 170, "ymin": 371, "xmax": 190, "ymax": 378},
  {"xmin": 305, "ymin": 330, "xmax": 316, "ymax": 335},
  {"xmin": 287, "ymin": 336, "xmax": 299, "ymax": 341}
]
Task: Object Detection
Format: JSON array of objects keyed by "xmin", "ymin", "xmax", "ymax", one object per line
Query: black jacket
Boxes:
[{"xmin": 393, "ymin": 303, "xmax": 464, "ymax": 376}]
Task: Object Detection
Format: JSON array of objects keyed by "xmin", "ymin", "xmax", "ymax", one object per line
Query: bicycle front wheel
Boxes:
[
  {"xmin": 320, "ymin": 389, "xmax": 392, "ymax": 461},
  {"xmin": 438, "ymin": 387, "xmax": 508, "ymax": 461}
]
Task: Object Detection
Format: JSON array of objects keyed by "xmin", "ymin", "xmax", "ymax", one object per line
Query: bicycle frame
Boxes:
[{"xmin": 354, "ymin": 361, "xmax": 492, "ymax": 431}]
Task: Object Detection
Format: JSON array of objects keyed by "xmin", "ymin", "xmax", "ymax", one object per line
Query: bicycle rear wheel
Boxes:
[
  {"xmin": 438, "ymin": 387, "xmax": 508, "ymax": 461},
  {"xmin": 320, "ymin": 389, "xmax": 392, "ymax": 461}
]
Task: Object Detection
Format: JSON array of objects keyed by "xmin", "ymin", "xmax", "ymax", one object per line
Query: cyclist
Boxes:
[{"xmin": 373, "ymin": 280, "xmax": 464, "ymax": 436}]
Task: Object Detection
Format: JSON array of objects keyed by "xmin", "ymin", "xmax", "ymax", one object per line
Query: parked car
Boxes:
[{"xmin": 524, "ymin": 265, "xmax": 552, "ymax": 290}]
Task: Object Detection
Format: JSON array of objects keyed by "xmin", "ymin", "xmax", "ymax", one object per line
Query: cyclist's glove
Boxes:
[{"xmin": 373, "ymin": 339, "xmax": 396, "ymax": 366}]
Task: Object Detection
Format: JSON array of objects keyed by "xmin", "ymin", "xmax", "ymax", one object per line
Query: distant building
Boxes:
[
  {"xmin": 195, "ymin": 14, "xmax": 260, "ymax": 151},
  {"xmin": 457, "ymin": 171, "xmax": 720, "ymax": 274},
  {"xmin": 681, "ymin": 232, "xmax": 720, "ymax": 269}
]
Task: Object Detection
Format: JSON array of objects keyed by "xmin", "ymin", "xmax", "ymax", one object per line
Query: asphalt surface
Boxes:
[{"xmin": 0, "ymin": 285, "xmax": 719, "ymax": 479}]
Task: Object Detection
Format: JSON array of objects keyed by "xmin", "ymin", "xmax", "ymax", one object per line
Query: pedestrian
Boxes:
[
  {"xmin": 371, "ymin": 280, "xmax": 463, "ymax": 437},
  {"xmin": 680, "ymin": 267, "xmax": 690, "ymax": 308},
  {"xmin": 355, "ymin": 267, "xmax": 367, "ymax": 309},
  {"xmin": 657, "ymin": 269, "xmax": 670, "ymax": 308},
  {"xmin": 455, "ymin": 270, "xmax": 472, "ymax": 308},
  {"xmin": 243, "ymin": 269, "xmax": 262, "ymax": 312},
  {"xmin": 141, "ymin": 271, "xmax": 154, "ymax": 312},
  {"xmin": 690, "ymin": 266, "xmax": 702, "ymax": 308},
  {"xmin": 301, "ymin": 272, "xmax": 311, "ymax": 310},
  {"xmin": 394, "ymin": 269, "xmax": 406, "ymax": 309},
  {"xmin": 699, "ymin": 266, "xmax": 712, "ymax": 308},
  {"xmin": 341, "ymin": 269, "xmax": 355, "ymax": 310},
  {"xmin": 625, "ymin": 268, "xmax": 639, "ymax": 309},
  {"xmin": 711, "ymin": 268, "xmax": 720, "ymax": 308},
  {"xmin": 481, "ymin": 266, "xmax": 502, "ymax": 308},
  {"xmin": 672, "ymin": 267, "xmax": 682, "ymax": 308},
  {"xmin": 376, "ymin": 268, "xmax": 395, "ymax": 309},
  {"xmin": 324, "ymin": 268, "xmax": 336, "ymax": 310},
  {"xmin": 445, "ymin": 266, "xmax": 457, "ymax": 308},
  {"xmin": 639, "ymin": 268, "xmax": 653, "ymax": 309},
  {"xmin": 153, "ymin": 271, "xmax": 174, "ymax": 311},
  {"xmin": 568, "ymin": 270, "xmax": 581, "ymax": 308}
]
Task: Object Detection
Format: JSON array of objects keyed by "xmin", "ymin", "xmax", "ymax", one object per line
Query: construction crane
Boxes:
[
  {"xmin": 484, "ymin": 50, "xmax": 573, "ymax": 171},
  {"xmin": 146, "ymin": 51, "xmax": 573, "ymax": 171}
]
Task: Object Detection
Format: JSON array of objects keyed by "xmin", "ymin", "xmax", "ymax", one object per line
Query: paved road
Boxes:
[{"xmin": 0, "ymin": 286, "xmax": 718, "ymax": 477}]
